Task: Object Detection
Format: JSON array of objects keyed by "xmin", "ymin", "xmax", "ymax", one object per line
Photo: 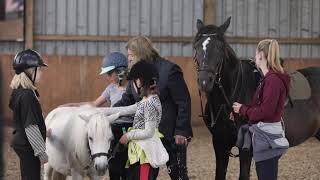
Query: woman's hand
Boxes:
[
  {"xmin": 232, "ymin": 102, "xmax": 242, "ymax": 113},
  {"xmin": 175, "ymin": 135, "xmax": 189, "ymax": 146},
  {"xmin": 119, "ymin": 134, "xmax": 129, "ymax": 145},
  {"xmin": 229, "ymin": 112, "xmax": 234, "ymax": 121}
]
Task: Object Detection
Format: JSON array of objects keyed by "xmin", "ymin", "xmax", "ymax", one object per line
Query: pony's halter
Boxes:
[{"xmin": 193, "ymin": 33, "xmax": 226, "ymax": 83}]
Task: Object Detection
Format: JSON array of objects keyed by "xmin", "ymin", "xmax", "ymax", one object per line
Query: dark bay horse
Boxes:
[{"xmin": 193, "ymin": 17, "xmax": 320, "ymax": 180}]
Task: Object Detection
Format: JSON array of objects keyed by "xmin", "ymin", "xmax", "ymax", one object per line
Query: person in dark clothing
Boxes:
[
  {"xmin": 9, "ymin": 49, "xmax": 48, "ymax": 180},
  {"xmin": 114, "ymin": 36, "xmax": 193, "ymax": 180},
  {"xmin": 232, "ymin": 39, "xmax": 290, "ymax": 180}
]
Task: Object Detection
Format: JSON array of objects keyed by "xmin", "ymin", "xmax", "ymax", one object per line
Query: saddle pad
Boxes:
[{"xmin": 287, "ymin": 70, "xmax": 311, "ymax": 100}]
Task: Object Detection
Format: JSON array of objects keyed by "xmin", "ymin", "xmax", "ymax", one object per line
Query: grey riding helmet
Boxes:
[{"xmin": 100, "ymin": 52, "xmax": 128, "ymax": 75}]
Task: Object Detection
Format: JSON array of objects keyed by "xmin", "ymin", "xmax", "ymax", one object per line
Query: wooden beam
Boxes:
[
  {"xmin": 34, "ymin": 35, "xmax": 194, "ymax": 43},
  {"xmin": 225, "ymin": 36, "xmax": 320, "ymax": 44},
  {"xmin": 25, "ymin": 0, "xmax": 34, "ymax": 49},
  {"xmin": 33, "ymin": 34, "xmax": 320, "ymax": 45},
  {"xmin": 204, "ymin": 0, "xmax": 215, "ymax": 24}
]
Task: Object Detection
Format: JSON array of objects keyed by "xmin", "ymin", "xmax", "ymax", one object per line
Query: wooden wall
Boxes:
[{"xmin": 1, "ymin": 55, "xmax": 320, "ymax": 126}]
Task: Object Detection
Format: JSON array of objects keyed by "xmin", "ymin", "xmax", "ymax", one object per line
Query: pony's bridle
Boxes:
[{"xmin": 85, "ymin": 139, "xmax": 120, "ymax": 169}]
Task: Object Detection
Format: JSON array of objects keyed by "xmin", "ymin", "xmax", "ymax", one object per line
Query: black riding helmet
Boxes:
[
  {"xmin": 13, "ymin": 49, "xmax": 47, "ymax": 85},
  {"xmin": 128, "ymin": 60, "xmax": 159, "ymax": 91}
]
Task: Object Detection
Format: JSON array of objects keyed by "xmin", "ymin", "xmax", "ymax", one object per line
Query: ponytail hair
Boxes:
[
  {"xmin": 257, "ymin": 39, "xmax": 284, "ymax": 73},
  {"xmin": 10, "ymin": 70, "xmax": 37, "ymax": 90}
]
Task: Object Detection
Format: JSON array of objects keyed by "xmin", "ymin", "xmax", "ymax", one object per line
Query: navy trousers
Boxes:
[{"xmin": 255, "ymin": 156, "xmax": 281, "ymax": 180}]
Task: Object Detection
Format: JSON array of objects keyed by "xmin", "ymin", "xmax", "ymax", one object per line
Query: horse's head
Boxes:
[
  {"xmin": 193, "ymin": 17, "xmax": 231, "ymax": 92},
  {"xmin": 79, "ymin": 112, "xmax": 120, "ymax": 176}
]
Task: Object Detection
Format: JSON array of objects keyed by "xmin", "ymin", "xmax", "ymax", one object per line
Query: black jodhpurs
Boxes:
[
  {"xmin": 14, "ymin": 148, "xmax": 41, "ymax": 180},
  {"xmin": 255, "ymin": 155, "xmax": 281, "ymax": 180}
]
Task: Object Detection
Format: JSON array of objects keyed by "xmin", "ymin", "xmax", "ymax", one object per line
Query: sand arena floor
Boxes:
[{"xmin": 3, "ymin": 125, "xmax": 320, "ymax": 180}]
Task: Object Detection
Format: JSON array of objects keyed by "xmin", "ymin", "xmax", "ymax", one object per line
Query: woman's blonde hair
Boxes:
[
  {"xmin": 257, "ymin": 39, "xmax": 284, "ymax": 73},
  {"xmin": 10, "ymin": 69, "xmax": 37, "ymax": 90},
  {"xmin": 126, "ymin": 36, "xmax": 159, "ymax": 60}
]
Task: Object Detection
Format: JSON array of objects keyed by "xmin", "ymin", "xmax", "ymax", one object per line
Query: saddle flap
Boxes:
[{"xmin": 287, "ymin": 70, "xmax": 311, "ymax": 100}]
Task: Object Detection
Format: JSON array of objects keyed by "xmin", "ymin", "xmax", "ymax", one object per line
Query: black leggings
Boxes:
[
  {"xmin": 14, "ymin": 148, "xmax": 41, "ymax": 180},
  {"xmin": 255, "ymin": 156, "xmax": 281, "ymax": 180}
]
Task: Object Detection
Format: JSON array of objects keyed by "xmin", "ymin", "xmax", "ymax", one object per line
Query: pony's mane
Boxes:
[{"xmin": 71, "ymin": 110, "xmax": 113, "ymax": 167}]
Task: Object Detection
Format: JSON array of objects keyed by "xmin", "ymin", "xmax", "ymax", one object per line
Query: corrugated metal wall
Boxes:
[
  {"xmin": 0, "ymin": 0, "xmax": 319, "ymax": 58},
  {"xmin": 0, "ymin": 41, "xmax": 23, "ymax": 54},
  {"xmin": 32, "ymin": 0, "xmax": 203, "ymax": 56},
  {"xmin": 215, "ymin": 0, "xmax": 320, "ymax": 58}
]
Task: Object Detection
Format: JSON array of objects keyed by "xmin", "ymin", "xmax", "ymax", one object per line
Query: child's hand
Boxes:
[{"xmin": 119, "ymin": 134, "xmax": 129, "ymax": 145}]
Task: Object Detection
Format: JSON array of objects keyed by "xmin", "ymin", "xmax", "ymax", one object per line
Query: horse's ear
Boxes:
[
  {"xmin": 219, "ymin": 16, "xmax": 231, "ymax": 34},
  {"xmin": 105, "ymin": 112, "xmax": 120, "ymax": 123},
  {"xmin": 78, "ymin": 114, "xmax": 91, "ymax": 123},
  {"xmin": 197, "ymin": 19, "xmax": 205, "ymax": 31}
]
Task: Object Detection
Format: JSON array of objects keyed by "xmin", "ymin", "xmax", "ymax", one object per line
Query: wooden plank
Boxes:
[
  {"xmin": 87, "ymin": 0, "xmax": 98, "ymax": 56},
  {"xmin": 182, "ymin": 0, "xmax": 193, "ymax": 56},
  {"xmin": 204, "ymin": 0, "xmax": 215, "ymax": 25},
  {"xmin": 25, "ymin": 0, "xmax": 34, "ymax": 49},
  {"xmin": 257, "ymin": 0, "xmax": 268, "ymax": 37},
  {"xmin": 0, "ymin": 19, "xmax": 24, "ymax": 41},
  {"xmin": 311, "ymin": 0, "xmax": 320, "ymax": 57},
  {"xmin": 161, "ymin": 0, "xmax": 172, "ymax": 56},
  {"xmin": 34, "ymin": 34, "xmax": 320, "ymax": 44},
  {"xmin": 66, "ymin": 0, "xmax": 77, "ymax": 55}
]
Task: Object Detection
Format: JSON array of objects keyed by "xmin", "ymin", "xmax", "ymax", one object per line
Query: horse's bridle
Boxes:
[{"xmin": 194, "ymin": 33, "xmax": 241, "ymax": 128}]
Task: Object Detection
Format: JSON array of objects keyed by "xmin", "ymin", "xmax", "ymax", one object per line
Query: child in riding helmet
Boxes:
[
  {"xmin": 117, "ymin": 60, "xmax": 169, "ymax": 180},
  {"xmin": 61, "ymin": 52, "xmax": 128, "ymax": 107},
  {"xmin": 59, "ymin": 52, "xmax": 130, "ymax": 180},
  {"xmin": 9, "ymin": 49, "xmax": 48, "ymax": 180}
]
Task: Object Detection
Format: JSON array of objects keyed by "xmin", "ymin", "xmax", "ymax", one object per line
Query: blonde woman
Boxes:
[
  {"xmin": 9, "ymin": 49, "xmax": 48, "ymax": 180},
  {"xmin": 232, "ymin": 40, "xmax": 290, "ymax": 180},
  {"xmin": 114, "ymin": 36, "xmax": 192, "ymax": 180}
]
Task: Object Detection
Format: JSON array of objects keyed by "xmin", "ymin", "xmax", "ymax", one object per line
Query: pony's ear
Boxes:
[
  {"xmin": 105, "ymin": 112, "xmax": 120, "ymax": 123},
  {"xmin": 219, "ymin": 16, "xmax": 231, "ymax": 34},
  {"xmin": 78, "ymin": 114, "xmax": 91, "ymax": 123},
  {"xmin": 197, "ymin": 19, "xmax": 205, "ymax": 31}
]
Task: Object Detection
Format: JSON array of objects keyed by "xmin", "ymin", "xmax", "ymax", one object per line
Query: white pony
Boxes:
[{"xmin": 43, "ymin": 106, "xmax": 135, "ymax": 180}]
